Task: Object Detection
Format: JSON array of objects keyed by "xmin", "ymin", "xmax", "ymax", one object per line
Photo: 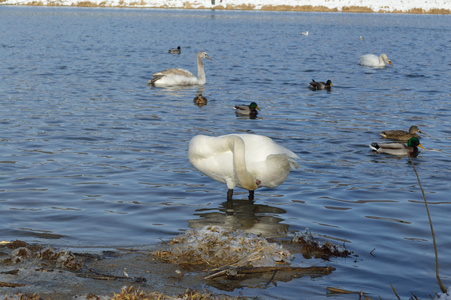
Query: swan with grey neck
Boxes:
[
  {"xmin": 148, "ymin": 51, "xmax": 212, "ymax": 87},
  {"xmin": 188, "ymin": 134, "xmax": 299, "ymax": 201}
]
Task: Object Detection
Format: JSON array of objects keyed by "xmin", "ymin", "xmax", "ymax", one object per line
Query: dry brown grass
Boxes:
[
  {"xmin": 342, "ymin": 5, "xmax": 373, "ymax": 13},
  {"xmin": 111, "ymin": 286, "xmax": 245, "ymax": 300},
  {"xmin": 260, "ymin": 4, "xmax": 336, "ymax": 12},
  {"xmin": 73, "ymin": 0, "xmax": 100, "ymax": 6},
  {"xmin": 428, "ymin": 8, "xmax": 451, "ymax": 14},
  {"xmin": 4, "ymin": 1, "xmax": 451, "ymax": 13}
]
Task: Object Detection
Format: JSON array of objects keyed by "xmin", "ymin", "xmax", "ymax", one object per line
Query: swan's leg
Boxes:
[
  {"xmin": 227, "ymin": 189, "xmax": 233, "ymax": 201},
  {"xmin": 248, "ymin": 190, "xmax": 254, "ymax": 200}
]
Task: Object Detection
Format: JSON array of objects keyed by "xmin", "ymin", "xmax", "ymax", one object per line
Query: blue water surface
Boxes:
[{"xmin": 1, "ymin": 6, "xmax": 451, "ymax": 299}]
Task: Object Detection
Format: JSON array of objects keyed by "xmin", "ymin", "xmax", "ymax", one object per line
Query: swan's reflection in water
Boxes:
[{"xmin": 188, "ymin": 199, "xmax": 289, "ymax": 238}]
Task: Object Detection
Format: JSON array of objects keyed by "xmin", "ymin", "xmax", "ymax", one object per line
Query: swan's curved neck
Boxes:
[
  {"xmin": 228, "ymin": 136, "xmax": 257, "ymax": 191},
  {"xmin": 197, "ymin": 55, "xmax": 206, "ymax": 85}
]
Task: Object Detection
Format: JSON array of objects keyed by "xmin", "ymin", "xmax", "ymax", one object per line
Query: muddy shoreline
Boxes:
[{"xmin": 1, "ymin": 230, "xmax": 349, "ymax": 299}]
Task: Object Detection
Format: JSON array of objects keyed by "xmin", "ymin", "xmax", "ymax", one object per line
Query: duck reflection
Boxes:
[{"xmin": 188, "ymin": 199, "xmax": 289, "ymax": 238}]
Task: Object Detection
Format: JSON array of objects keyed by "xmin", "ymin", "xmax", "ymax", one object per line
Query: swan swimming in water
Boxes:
[
  {"xmin": 359, "ymin": 53, "xmax": 393, "ymax": 67},
  {"xmin": 188, "ymin": 134, "xmax": 299, "ymax": 201},
  {"xmin": 148, "ymin": 51, "xmax": 212, "ymax": 87}
]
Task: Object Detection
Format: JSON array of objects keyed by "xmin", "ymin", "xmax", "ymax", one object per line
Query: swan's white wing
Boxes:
[
  {"xmin": 149, "ymin": 68, "xmax": 198, "ymax": 86},
  {"xmin": 359, "ymin": 54, "xmax": 380, "ymax": 66},
  {"xmin": 188, "ymin": 135, "xmax": 237, "ymax": 188},
  {"xmin": 189, "ymin": 134, "xmax": 299, "ymax": 191},
  {"xmin": 154, "ymin": 68, "xmax": 195, "ymax": 78},
  {"xmin": 234, "ymin": 134, "xmax": 299, "ymax": 163},
  {"xmin": 231, "ymin": 134, "xmax": 299, "ymax": 188},
  {"xmin": 359, "ymin": 54, "xmax": 391, "ymax": 67}
]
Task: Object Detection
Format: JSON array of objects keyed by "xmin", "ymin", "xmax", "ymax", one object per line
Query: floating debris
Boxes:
[
  {"xmin": 154, "ymin": 225, "xmax": 293, "ymax": 269},
  {"xmin": 290, "ymin": 229, "xmax": 353, "ymax": 260},
  {"xmin": 111, "ymin": 286, "xmax": 245, "ymax": 300}
]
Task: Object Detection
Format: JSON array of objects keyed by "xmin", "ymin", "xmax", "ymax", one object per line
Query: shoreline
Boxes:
[{"xmin": 1, "ymin": 2, "xmax": 451, "ymax": 14}]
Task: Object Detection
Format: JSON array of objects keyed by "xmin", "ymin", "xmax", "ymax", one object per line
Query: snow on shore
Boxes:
[{"xmin": 1, "ymin": 0, "xmax": 451, "ymax": 13}]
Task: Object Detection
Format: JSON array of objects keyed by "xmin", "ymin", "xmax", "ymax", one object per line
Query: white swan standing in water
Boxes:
[
  {"xmin": 359, "ymin": 53, "xmax": 393, "ymax": 67},
  {"xmin": 148, "ymin": 51, "xmax": 212, "ymax": 87},
  {"xmin": 188, "ymin": 134, "xmax": 300, "ymax": 201}
]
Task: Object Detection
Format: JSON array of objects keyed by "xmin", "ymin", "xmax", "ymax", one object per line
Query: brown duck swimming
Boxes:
[
  {"xmin": 380, "ymin": 125, "xmax": 422, "ymax": 141},
  {"xmin": 193, "ymin": 94, "xmax": 207, "ymax": 105}
]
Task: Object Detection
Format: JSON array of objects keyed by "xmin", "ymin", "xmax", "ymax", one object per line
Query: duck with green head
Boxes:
[
  {"xmin": 309, "ymin": 79, "xmax": 332, "ymax": 91},
  {"xmin": 234, "ymin": 102, "xmax": 261, "ymax": 116},
  {"xmin": 370, "ymin": 137, "xmax": 424, "ymax": 156}
]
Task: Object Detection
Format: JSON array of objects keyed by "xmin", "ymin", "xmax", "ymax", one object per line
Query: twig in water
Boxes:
[
  {"xmin": 264, "ymin": 270, "xmax": 278, "ymax": 287},
  {"xmin": 408, "ymin": 154, "xmax": 447, "ymax": 293},
  {"xmin": 391, "ymin": 283, "xmax": 401, "ymax": 300},
  {"xmin": 370, "ymin": 248, "xmax": 376, "ymax": 257}
]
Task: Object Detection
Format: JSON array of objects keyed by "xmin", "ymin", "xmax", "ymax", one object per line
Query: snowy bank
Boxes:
[{"xmin": 1, "ymin": 0, "xmax": 451, "ymax": 13}]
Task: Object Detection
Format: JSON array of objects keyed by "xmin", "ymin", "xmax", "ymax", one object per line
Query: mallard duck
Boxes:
[
  {"xmin": 234, "ymin": 102, "xmax": 260, "ymax": 116},
  {"xmin": 359, "ymin": 54, "xmax": 393, "ymax": 67},
  {"xmin": 168, "ymin": 46, "xmax": 181, "ymax": 54},
  {"xmin": 309, "ymin": 79, "xmax": 332, "ymax": 91},
  {"xmin": 193, "ymin": 94, "xmax": 207, "ymax": 105},
  {"xmin": 369, "ymin": 137, "xmax": 424, "ymax": 156},
  {"xmin": 148, "ymin": 51, "xmax": 212, "ymax": 87},
  {"xmin": 380, "ymin": 125, "xmax": 422, "ymax": 141},
  {"xmin": 188, "ymin": 134, "xmax": 299, "ymax": 201}
]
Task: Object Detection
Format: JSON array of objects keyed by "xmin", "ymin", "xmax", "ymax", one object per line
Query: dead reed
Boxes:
[{"xmin": 408, "ymin": 154, "xmax": 447, "ymax": 293}]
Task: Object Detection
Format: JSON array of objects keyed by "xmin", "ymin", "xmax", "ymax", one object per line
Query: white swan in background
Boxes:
[
  {"xmin": 188, "ymin": 134, "xmax": 299, "ymax": 201},
  {"xmin": 359, "ymin": 53, "xmax": 393, "ymax": 67},
  {"xmin": 148, "ymin": 51, "xmax": 212, "ymax": 87},
  {"xmin": 301, "ymin": 31, "xmax": 309, "ymax": 36}
]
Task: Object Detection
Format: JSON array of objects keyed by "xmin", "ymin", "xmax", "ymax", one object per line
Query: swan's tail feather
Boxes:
[
  {"xmin": 289, "ymin": 160, "xmax": 300, "ymax": 170},
  {"xmin": 147, "ymin": 75, "xmax": 163, "ymax": 86}
]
